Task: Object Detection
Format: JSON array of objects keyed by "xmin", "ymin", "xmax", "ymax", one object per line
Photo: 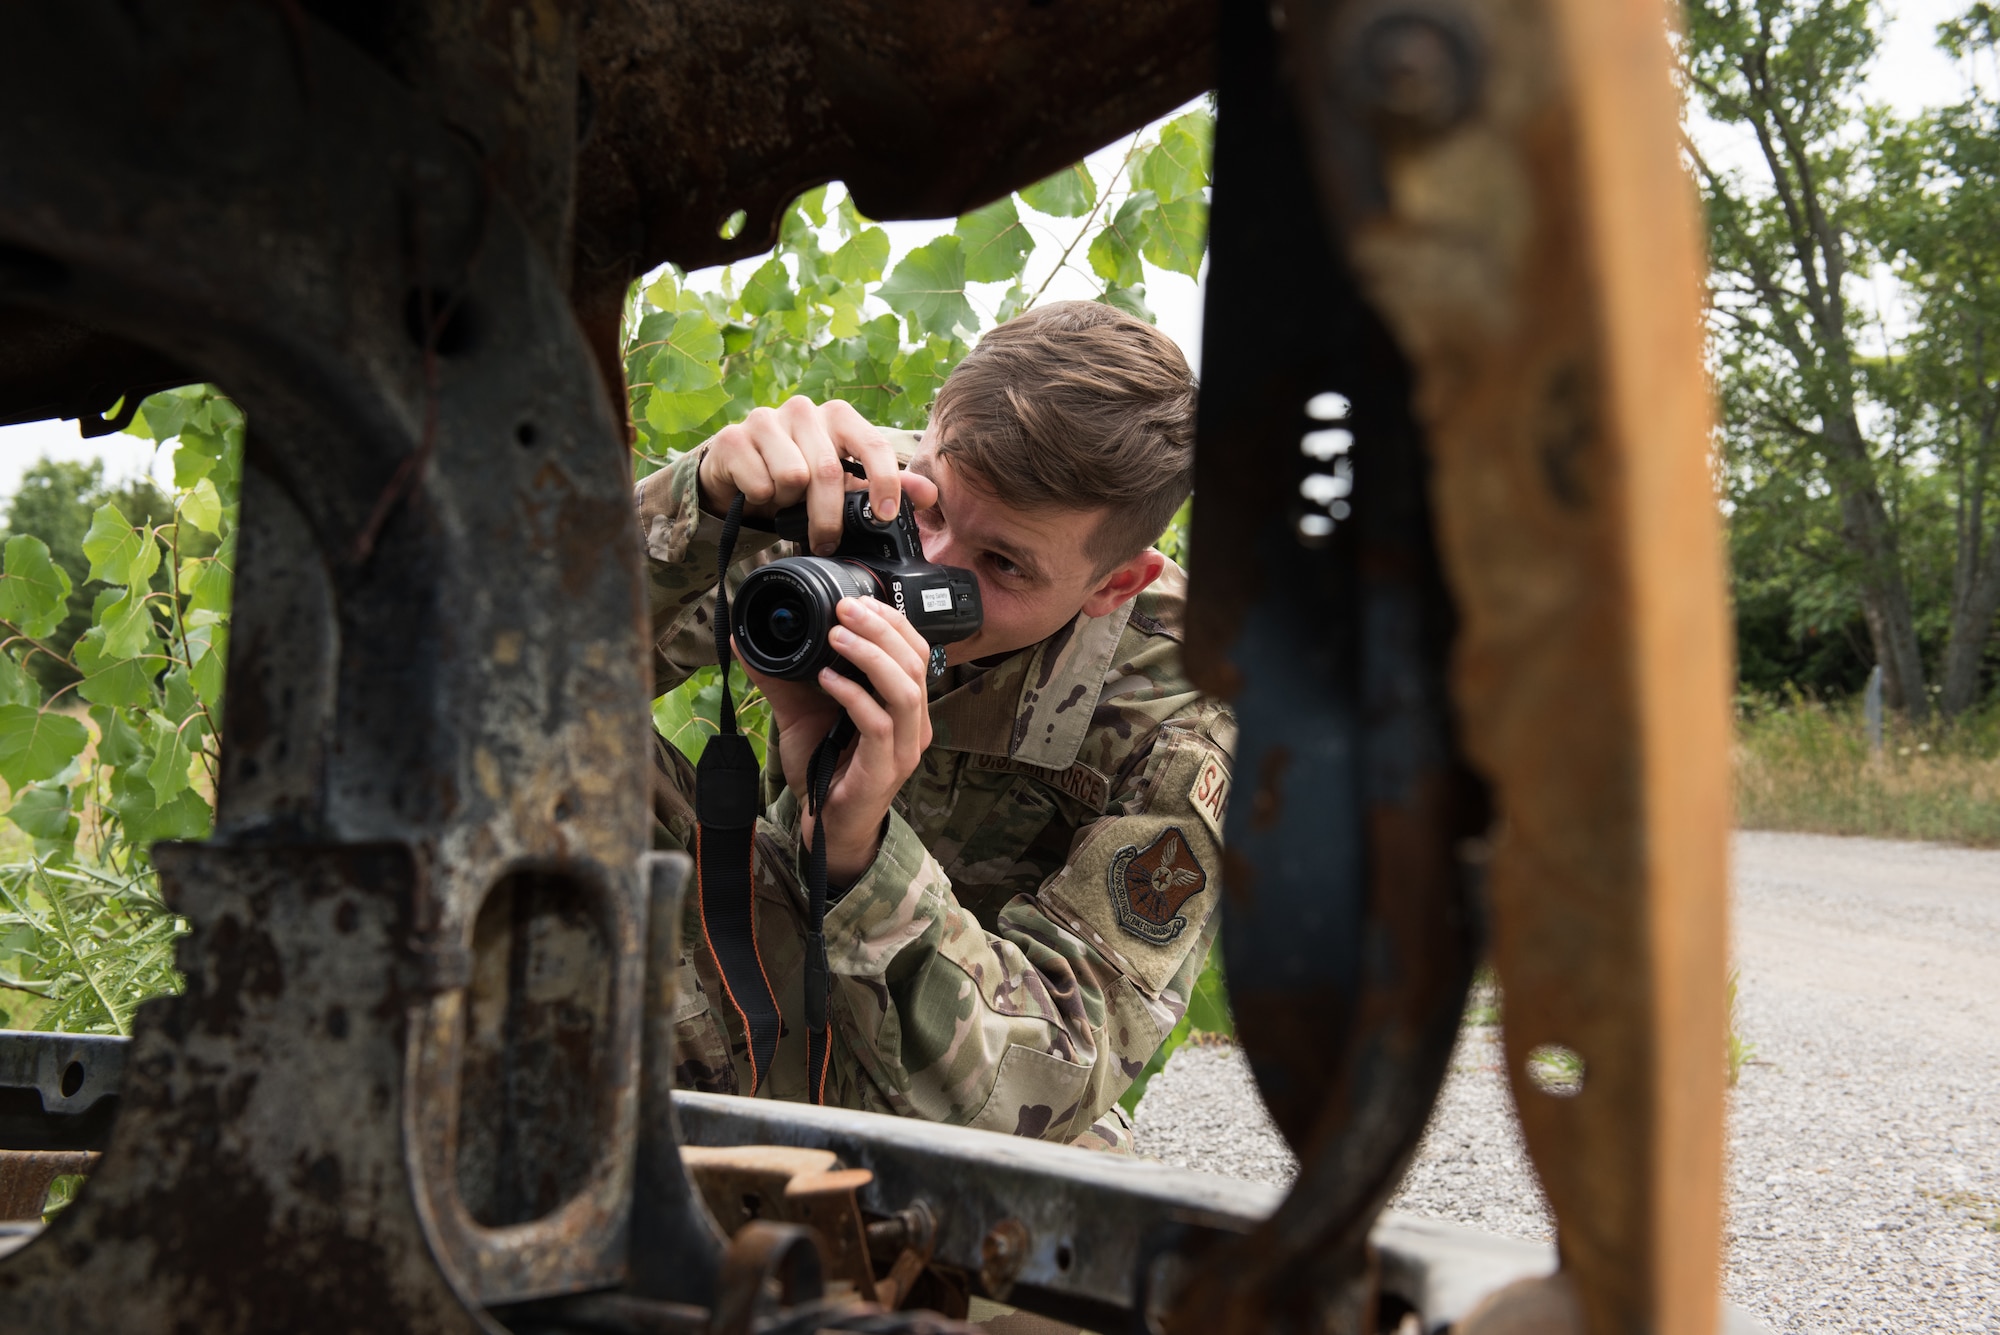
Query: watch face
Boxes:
[{"xmin": 928, "ymin": 643, "xmax": 948, "ymax": 683}]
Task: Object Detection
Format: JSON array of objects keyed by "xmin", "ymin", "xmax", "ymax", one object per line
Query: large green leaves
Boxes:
[
  {"xmin": 879, "ymin": 237, "xmax": 976, "ymax": 339},
  {"xmin": 1019, "ymin": 164, "xmax": 1098, "ymax": 218},
  {"xmin": 0, "ymin": 706, "xmax": 88, "ymax": 790},
  {"xmin": 1134, "ymin": 109, "xmax": 1214, "ymax": 204},
  {"xmin": 1141, "ymin": 196, "xmax": 1209, "ymax": 279},
  {"xmin": 954, "ymin": 198, "xmax": 1035, "ymax": 284},
  {"xmin": 642, "ymin": 310, "xmax": 733, "ymax": 435},
  {"xmin": 0, "ymin": 537, "xmax": 72, "ymax": 639},
  {"xmin": 1088, "ymin": 193, "xmax": 1154, "ymax": 288}
]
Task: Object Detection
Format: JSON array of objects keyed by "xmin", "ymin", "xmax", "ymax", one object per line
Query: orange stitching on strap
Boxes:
[{"xmin": 694, "ymin": 823, "xmax": 773, "ymax": 1096}]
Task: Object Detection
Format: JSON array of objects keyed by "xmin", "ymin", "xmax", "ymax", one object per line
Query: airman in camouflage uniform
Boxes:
[
  {"xmin": 639, "ymin": 301, "xmax": 1229, "ymax": 1152},
  {"xmin": 640, "ymin": 438, "xmax": 1233, "ymax": 1152}
]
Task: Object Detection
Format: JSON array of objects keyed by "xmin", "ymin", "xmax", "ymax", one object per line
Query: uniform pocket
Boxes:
[
  {"xmin": 945, "ymin": 777, "xmax": 1060, "ymax": 912},
  {"xmin": 967, "ymin": 1043, "xmax": 1093, "ymax": 1142}
]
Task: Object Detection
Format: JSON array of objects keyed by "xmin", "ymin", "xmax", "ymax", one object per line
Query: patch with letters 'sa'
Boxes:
[
  {"xmin": 1108, "ymin": 827, "xmax": 1209, "ymax": 945},
  {"xmin": 1189, "ymin": 753, "xmax": 1229, "ymax": 842}
]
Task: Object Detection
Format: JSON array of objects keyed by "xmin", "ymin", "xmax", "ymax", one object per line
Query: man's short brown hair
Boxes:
[{"xmin": 928, "ymin": 300, "xmax": 1196, "ymax": 573}]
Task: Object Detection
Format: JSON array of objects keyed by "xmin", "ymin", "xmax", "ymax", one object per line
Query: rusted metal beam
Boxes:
[
  {"xmin": 0, "ymin": 1152, "xmax": 95, "ymax": 1223},
  {"xmin": 1269, "ymin": 0, "xmax": 1732, "ymax": 1329}
]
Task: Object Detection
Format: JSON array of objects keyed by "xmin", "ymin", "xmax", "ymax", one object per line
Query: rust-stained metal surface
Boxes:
[
  {"xmin": 1272, "ymin": 0, "xmax": 1733, "ymax": 1330},
  {"xmin": 0, "ymin": 0, "xmax": 1728, "ymax": 1331},
  {"xmin": 0, "ymin": 1152, "xmax": 96, "ymax": 1222}
]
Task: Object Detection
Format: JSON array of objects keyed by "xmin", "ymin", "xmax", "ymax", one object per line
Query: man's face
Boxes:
[{"xmin": 906, "ymin": 446, "xmax": 1115, "ymax": 666}]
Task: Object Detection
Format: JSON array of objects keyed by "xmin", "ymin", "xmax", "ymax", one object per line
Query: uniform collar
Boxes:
[{"xmin": 926, "ymin": 599, "xmax": 1138, "ymax": 769}]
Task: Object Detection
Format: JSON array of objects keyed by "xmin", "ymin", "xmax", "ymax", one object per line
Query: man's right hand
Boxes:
[{"xmin": 696, "ymin": 395, "xmax": 934, "ymax": 556}]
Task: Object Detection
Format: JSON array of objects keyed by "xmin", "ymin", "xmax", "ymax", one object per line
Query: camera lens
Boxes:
[
  {"xmin": 765, "ymin": 598, "xmax": 807, "ymax": 646},
  {"xmin": 736, "ymin": 564, "xmax": 846, "ymax": 678}
]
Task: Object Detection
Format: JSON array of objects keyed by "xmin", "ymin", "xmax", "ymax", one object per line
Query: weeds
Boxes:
[
  {"xmin": 1464, "ymin": 964, "xmax": 1502, "ymax": 1027},
  {"xmin": 1726, "ymin": 968, "xmax": 1756, "ymax": 1087},
  {"xmin": 0, "ymin": 857, "xmax": 184, "ymax": 1035},
  {"xmin": 1736, "ymin": 691, "xmax": 2000, "ymax": 846},
  {"xmin": 1919, "ymin": 1187, "xmax": 2000, "ymax": 1231}
]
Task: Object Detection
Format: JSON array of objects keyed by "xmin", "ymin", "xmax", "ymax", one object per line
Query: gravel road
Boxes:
[{"xmin": 1132, "ymin": 830, "xmax": 2000, "ymax": 1333}]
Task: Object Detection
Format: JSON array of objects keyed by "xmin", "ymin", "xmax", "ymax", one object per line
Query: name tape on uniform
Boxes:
[{"xmin": 1190, "ymin": 753, "xmax": 1229, "ymax": 842}]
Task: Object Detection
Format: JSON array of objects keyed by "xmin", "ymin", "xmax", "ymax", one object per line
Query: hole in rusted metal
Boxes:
[
  {"xmin": 1526, "ymin": 1044, "xmax": 1584, "ymax": 1098},
  {"xmin": 455, "ymin": 865, "xmax": 615, "ymax": 1227},
  {"xmin": 1304, "ymin": 390, "xmax": 1350, "ymax": 420},
  {"xmin": 515, "ymin": 420, "xmax": 539, "ymax": 448},
  {"xmin": 1055, "ymin": 1242, "xmax": 1074, "ymax": 1272},
  {"xmin": 59, "ymin": 1062, "xmax": 85, "ymax": 1098}
]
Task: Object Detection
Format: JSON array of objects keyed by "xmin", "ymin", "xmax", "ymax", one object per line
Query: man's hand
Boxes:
[
  {"xmin": 741, "ymin": 596, "xmax": 934, "ymax": 884},
  {"xmin": 697, "ymin": 395, "xmax": 935, "ymax": 555}
]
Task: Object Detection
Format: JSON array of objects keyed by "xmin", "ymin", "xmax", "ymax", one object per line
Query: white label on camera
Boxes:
[{"xmin": 921, "ymin": 587, "xmax": 953, "ymax": 613}]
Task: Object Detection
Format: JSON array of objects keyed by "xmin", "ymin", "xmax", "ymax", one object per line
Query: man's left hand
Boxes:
[{"xmin": 741, "ymin": 596, "xmax": 934, "ymax": 884}]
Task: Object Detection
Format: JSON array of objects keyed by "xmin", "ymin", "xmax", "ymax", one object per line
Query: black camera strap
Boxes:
[{"xmin": 695, "ymin": 490, "xmax": 844, "ymax": 1104}]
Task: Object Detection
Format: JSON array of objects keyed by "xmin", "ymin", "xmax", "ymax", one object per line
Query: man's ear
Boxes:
[{"xmin": 1081, "ymin": 549, "xmax": 1167, "ymax": 618}]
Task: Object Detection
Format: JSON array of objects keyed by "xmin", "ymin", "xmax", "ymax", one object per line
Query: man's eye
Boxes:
[{"xmin": 988, "ymin": 553, "xmax": 1023, "ymax": 578}]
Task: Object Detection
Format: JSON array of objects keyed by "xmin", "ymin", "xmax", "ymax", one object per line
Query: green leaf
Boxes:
[
  {"xmin": 645, "ymin": 383, "xmax": 734, "ymax": 436},
  {"xmin": 6, "ymin": 785, "xmax": 75, "ymax": 842},
  {"xmin": 895, "ymin": 336, "xmax": 966, "ymax": 412},
  {"xmin": 82, "ymin": 504, "xmax": 140, "ymax": 586},
  {"xmin": 90, "ymin": 705, "xmax": 144, "ymax": 768},
  {"xmin": 1088, "ymin": 193, "xmax": 1154, "ymax": 288},
  {"xmin": 145, "ymin": 713, "xmax": 194, "ymax": 804},
  {"xmin": 98, "ymin": 588, "xmax": 159, "ymax": 662},
  {"xmin": 954, "ymin": 198, "xmax": 1035, "ymax": 283},
  {"xmin": 648, "ymin": 312, "xmax": 726, "ymax": 392},
  {"xmin": 1136, "ymin": 110, "xmax": 1214, "ymax": 204},
  {"xmin": 114, "ymin": 783, "xmax": 212, "ymax": 852},
  {"xmin": 829, "ymin": 227, "xmax": 890, "ymax": 285},
  {"xmin": 800, "ymin": 333, "xmax": 902, "ymax": 424},
  {"xmin": 1098, "ymin": 283, "xmax": 1156, "ymax": 324},
  {"xmin": 0, "ymin": 652, "xmax": 33, "ymax": 707},
  {"xmin": 1019, "ymin": 164, "xmax": 1097, "ymax": 218},
  {"xmin": 796, "ymin": 185, "xmax": 829, "ymax": 228},
  {"xmin": 652, "ymin": 669, "xmax": 721, "ymax": 763},
  {"xmin": 181, "ymin": 479, "xmax": 224, "ymax": 535},
  {"xmin": 1185, "ymin": 939, "xmax": 1234, "ymax": 1037},
  {"xmin": 1141, "ymin": 196, "xmax": 1208, "ymax": 278},
  {"xmin": 135, "ymin": 390, "xmax": 194, "ymax": 443},
  {"xmin": 0, "ymin": 536, "xmax": 73, "ymax": 640},
  {"xmin": 73, "ymin": 627, "xmax": 157, "ymax": 709},
  {"xmin": 879, "ymin": 237, "xmax": 976, "ymax": 340},
  {"xmin": 181, "ymin": 556, "xmax": 232, "ymax": 617},
  {"xmin": 741, "ymin": 258, "xmax": 797, "ymax": 317},
  {"xmin": 186, "ymin": 623, "xmax": 226, "ymax": 709},
  {"xmin": 0, "ymin": 706, "xmax": 89, "ymax": 790}
]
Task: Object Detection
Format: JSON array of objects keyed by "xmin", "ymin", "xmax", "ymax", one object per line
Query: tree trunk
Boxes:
[
  {"xmin": 1824, "ymin": 411, "xmax": 1930, "ymax": 721},
  {"xmin": 1940, "ymin": 406, "xmax": 1999, "ymax": 719},
  {"xmin": 1940, "ymin": 536, "xmax": 2000, "ymax": 716}
]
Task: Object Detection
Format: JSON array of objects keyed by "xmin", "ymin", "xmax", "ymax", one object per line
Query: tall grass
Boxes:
[{"xmin": 1735, "ymin": 691, "xmax": 2000, "ymax": 846}]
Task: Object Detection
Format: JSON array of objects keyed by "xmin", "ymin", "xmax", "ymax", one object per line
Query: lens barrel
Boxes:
[{"xmin": 734, "ymin": 557, "xmax": 881, "ymax": 680}]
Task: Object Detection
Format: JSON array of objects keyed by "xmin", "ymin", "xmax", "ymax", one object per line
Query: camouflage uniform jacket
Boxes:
[{"xmin": 637, "ymin": 445, "xmax": 1233, "ymax": 1150}]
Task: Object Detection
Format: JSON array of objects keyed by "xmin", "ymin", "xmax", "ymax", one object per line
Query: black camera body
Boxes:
[{"xmin": 733, "ymin": 489, "xmax": 982, "ymax": 681}]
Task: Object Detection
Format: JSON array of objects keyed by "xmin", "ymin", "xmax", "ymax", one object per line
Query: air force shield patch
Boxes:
[{"xmin": 1109, "ymin": 827, "xmax": 1209, "ymax": 945}]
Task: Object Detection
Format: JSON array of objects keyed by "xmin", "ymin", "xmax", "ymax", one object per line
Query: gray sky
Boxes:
[{"xmin": 0, "ymin": 2, "xmax": 1982, "ymax": 501}]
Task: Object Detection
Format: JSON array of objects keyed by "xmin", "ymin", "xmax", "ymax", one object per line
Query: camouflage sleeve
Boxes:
[
  {"xmin": 814, "ymin": 721, "xmax": 1231, "ymax": 1144},
  {"xmin": 634, "ymin": 447, "xmax": 783, "ymax": 695}
]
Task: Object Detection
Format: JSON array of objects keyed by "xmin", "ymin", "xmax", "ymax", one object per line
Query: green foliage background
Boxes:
[
  {"xmin": 0, "ymin": 109, "xmax": 1232, "ymax": 1082},
  {"xmin": 0, "ymin": 386, "xmax": 236, "ymax": 1033}
]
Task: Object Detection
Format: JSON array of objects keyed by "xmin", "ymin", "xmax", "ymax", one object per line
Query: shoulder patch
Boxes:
[
  {"xmin": 1189, "ymin": 753, "xmax": 1228, "ymax": 842},
  {"xmin": 1108, "ymin": 827, "xmax": 1209, "ymax": 945}
]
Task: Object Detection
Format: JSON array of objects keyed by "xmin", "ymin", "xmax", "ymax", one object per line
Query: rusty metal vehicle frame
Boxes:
[{"xmin": 0, "ymin": 0, "xmax": 1730, "ymax": 1331}]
